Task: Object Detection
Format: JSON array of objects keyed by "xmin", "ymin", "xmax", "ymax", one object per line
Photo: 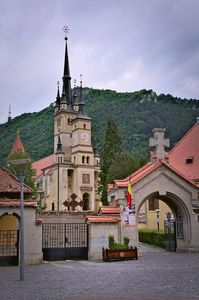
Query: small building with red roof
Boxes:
[
  {"xmin": 108, "ymin": 122, "xmax": 199, "ymax": 253},
  {"xmin": 0, "ymin": 133, "xmax": 42, "ymax": 266}
]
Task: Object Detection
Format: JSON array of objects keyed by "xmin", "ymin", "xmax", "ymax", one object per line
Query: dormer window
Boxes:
[{"xmin": 186, "ymin": 156, "xmax": 194, "ymax": 164}]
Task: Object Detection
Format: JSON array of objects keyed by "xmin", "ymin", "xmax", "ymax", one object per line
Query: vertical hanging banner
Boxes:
[{"xmin": 127, "ymin": 181, "xmax": 132, "ymax": 209}]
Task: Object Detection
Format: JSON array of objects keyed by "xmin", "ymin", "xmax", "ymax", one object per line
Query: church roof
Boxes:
[
  {"xmin": 32, "ymin": 154, "xmax": 55, "ymax": 177},
  {"xmin": 169, "ymin": 122, "xmax": 199, "ymax": 182},
  {"xmin": 9, "ymin": 132, "xmax": 25, "ymax": 157},
  {"xmin": 113, "ymin": 122, "xmax": 199, "ymax": 189},
  {"xmin": 114, "ymin": 159, "xmax": 199, "ymax": 189},
  {"xmin": 0, "ymin": 166, "xmax": 32, "ymax": 193}
]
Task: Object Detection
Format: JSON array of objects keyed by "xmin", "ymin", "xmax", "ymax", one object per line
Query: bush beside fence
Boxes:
[{"xmin": 138, "ymin": 229, "xmax": 165, "ymax": 249}]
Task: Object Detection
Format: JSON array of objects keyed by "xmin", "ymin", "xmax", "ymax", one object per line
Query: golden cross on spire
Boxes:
[{"xmin": 63, "ymin": 25, "xmax": 69, "ymax": 38}]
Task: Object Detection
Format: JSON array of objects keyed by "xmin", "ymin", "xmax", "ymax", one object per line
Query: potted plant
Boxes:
[{"xmin": 102, "ymin": 235, "xmax": 138, "ymax": 262}]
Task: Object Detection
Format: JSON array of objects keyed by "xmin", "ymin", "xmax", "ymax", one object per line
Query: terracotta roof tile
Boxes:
[
  {"xmin": 9, "ymin": 133, "xmax": 25, "ymax": 157},
  {"xmin": 0, "ymin": 199, "xmax": 37, "ymax": 207},
  {"xmin": 98, "ymin": 206, "xmax": 120, "ymax": 214},
  {"xmin": 0, "ymin": 166, "xmax": 32, "ymax": 193},
  {"xmin": 109, "ymin": 122, "xmax": 199, "ymax": 191},
  {"xmin": 169, "ymin": 122, "xmax": 199, "ymax": 181},
  {"xmin": 86, "ymin": 216, "xmax": 121, "ymax": 223},
  {"xmin": 113, "ymin": 158, "xmax": 198, "ymax": 189},
  {"xmin": 114, "ymin": 161, "xmax": 162, "ymax": 187},
  {"xmin": 32, "ymin": 154, "xmax": 55, "ymax": 177}
]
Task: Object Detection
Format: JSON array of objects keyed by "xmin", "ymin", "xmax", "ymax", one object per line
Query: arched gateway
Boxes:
[{"xmin": 108, "ymin": 123, "xmax": 199, "ymax": 252}]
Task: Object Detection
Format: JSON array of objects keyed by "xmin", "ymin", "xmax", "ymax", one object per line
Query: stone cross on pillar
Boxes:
[{"xmin": 149, "ymin": 128, "xmax": 170, "ymax": 160}]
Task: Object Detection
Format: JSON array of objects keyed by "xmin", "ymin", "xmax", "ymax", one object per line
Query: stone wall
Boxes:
[
  {"xmin": 0, "ymin": 207, "xmax": 42, "ymax": 265},
  {"xmin": 87, "ymin": 222, "xmax": 121, "ymax": 261}
]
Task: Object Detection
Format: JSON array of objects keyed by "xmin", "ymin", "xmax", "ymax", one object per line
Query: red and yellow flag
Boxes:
[{"xmin": 127, "ymin": 181, "xmax": 132, "ymax": 209}]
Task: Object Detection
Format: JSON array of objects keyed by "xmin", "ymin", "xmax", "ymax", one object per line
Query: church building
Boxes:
[{"xmin": 32, "ymin": 34, "xmax": 100, "ymax": 212}]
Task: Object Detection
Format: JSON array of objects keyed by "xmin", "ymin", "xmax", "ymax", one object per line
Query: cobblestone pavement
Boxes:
[{"xmin": 1, "ymin": 244, "xmax": 199, "ymax": 300}]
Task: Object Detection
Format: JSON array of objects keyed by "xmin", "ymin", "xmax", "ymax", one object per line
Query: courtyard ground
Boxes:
[{"xmin": 0, "ymin": 244, "xmax": 199, "ymax": 300}]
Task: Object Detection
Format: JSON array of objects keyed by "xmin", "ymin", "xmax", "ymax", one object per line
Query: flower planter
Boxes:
[{"xmin": 102, "ymin": 247, "xmax": 138, "ymax": 262}]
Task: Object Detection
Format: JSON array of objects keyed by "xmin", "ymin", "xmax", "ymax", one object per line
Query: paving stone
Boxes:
[{"xmin": 0, "ymin": 245, "xmax": 199, "ymax": 300}]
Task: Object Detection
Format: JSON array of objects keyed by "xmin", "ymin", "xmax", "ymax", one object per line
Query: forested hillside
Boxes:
[{"xmin": 0, "ymin": 88, "xmax": 198, "ymax": 165}]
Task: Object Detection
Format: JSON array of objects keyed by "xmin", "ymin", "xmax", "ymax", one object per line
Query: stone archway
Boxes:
[
  {"xmin": 136, "ymin": 191, "xmax": 191, "ymax": 251},
  {"xmin": 0, "ymin": 213, "xmax": 20, "ymax": 266},
  {"xmin": 83, "ymin": 193, "xmax": 90, "ymax": 211}
]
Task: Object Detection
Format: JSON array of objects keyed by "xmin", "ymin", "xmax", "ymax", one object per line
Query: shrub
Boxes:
[
  {"xmin": 108, "ymin": 235, "xmax": 130, "ymax": 250},
  {"xmin": 138, "ymin": 229, "xmax": 165, "ymax": 249}
]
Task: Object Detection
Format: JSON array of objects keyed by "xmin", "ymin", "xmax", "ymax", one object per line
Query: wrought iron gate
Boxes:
[
  {"xmin": 0, "ymin": 230, "xmax": 19, "ymax": 266},
  {"xmin": 164, "ymin": 219, "xmax": 176, "ymax": 252},
  {"xmin": 42, "ymin": 223, "xmax": 88, "ymax": 261}
]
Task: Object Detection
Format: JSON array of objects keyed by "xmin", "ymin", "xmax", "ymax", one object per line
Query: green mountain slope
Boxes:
[{"xmin": 0, "ymin": 88, "xmax": 198, "ymax": 165}]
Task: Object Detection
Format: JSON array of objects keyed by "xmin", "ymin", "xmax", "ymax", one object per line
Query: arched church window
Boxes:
[
  {"xmin": 68, "ymin": 118, "xmax": 71, "ymax": 125},
  {"xmin": 74, "ymin": 156, "xmax": 76, "ymax": 164},
  {"xmin": 86, "ymin": 156, "xmax": 90, "ymax": 164},
  {"xmin": 83, "ymin": 193, "xmax": 90, "ymax": 210},
  {"xmin": 82, "ymin": 156, "xmax": 85, "ymax": 164},
  {"xmin": 83, "ymin": 124, "xmax": 86, "ymax": 129}
]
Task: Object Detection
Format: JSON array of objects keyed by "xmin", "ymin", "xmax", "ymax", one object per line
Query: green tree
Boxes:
[
  {"xmin": 7, "ymin": 151, "xmax": 36, "ymax": 190},
  {"xmin": 100, "ymin": 119, "xmax": 122, "ymax": 204},
  {"xmin": 107, "ymin": 153, "xmax": 140, "ymax": 183}
]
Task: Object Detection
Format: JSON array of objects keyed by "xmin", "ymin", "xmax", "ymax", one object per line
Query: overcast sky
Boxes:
[{"xmin": 1, "ymin": 0, "xmax": 199, "ymax": 123}]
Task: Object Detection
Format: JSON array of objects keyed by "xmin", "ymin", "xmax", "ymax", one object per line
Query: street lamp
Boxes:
[
  {"xmin": 155, "ymin": 208, "xmax": 160, "ymax": 231},
  {"xmin": 8, "ymin": 158, "xmax": 30, "ymax": 281}
]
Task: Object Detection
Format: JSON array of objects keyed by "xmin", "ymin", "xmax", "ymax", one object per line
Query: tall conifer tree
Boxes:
[{"xmin": 100, "ymin": 119, "xmax": 122, "ymax": 204}]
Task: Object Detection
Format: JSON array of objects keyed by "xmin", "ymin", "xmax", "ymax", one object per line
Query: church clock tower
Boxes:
[
  {"xmin": 71, "ymin": 77, "xmax": 95, "ymax": 211},
  {"xmin": 54, "ymin": 27, "xmax": 77, "ymax": 162}
]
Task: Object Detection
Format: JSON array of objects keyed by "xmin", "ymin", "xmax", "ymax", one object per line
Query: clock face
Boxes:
[{"xmin": 81, "ymin": 133, "xmax": 89, "ymax": 141}]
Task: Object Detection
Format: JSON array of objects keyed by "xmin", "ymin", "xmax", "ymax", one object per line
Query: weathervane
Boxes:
[{"xmin": 63, "ymin": 25, "xmax": 69, "ymax": 39}]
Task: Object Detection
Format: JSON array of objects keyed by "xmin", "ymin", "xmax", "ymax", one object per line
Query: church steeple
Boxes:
[
  {"xmin": 9, "ymin": 131, "xmax": 25, "ymax": 158},
  {"xmin": 61, "ymin": 26, "xmax": 74, "ymax": 113},
  {"xmin": 77, "ymin": 75, "xmax": 91, "ymax": 120},
  {"xmin": 54, "ymin": 81, "xmax": 61, "ymax": 113},
  {"xmin": 72, "ymin": 79, "xmax": 78, "ymax": 110},
  {"xmin": 56, "ymin": 82, "xmax": 61, "ymax": 105}
]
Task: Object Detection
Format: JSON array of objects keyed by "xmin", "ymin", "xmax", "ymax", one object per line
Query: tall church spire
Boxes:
[{"xmin": 62, "ymin": 26, "xmax": 74, "ymax": 112}]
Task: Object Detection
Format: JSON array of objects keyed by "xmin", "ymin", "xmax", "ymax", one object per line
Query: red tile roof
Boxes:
[
  {"xmin": 98, "ymin": 206, "xmax": 120, "ymax": 214},
  {"xmin": 112, "ymin": 122, "xmax": 199, "ymax": 189},
  {"xmin": 32, "ymin": 154, "xmax": 55, "ymax": 177},
  {"xmin": 169, "ymin": 122, "xmax": 199, "ymax": 181},
  {"xmin": 86, "ymin": 216, "xmax": 121, "ymax": 223},
  {"xmin": 0, "ymin": 199, "xmax": 37, "ymax": 207},
  {"xmin": 114, "ymin": 161, "xmax": 162, "ymax": 187},
  {"xmin": 9, "ymin": 132, "xmax": 25, "ymax": 157},
  {"xmin": 0, "ymin": 166, "xmax": 32, "ymax": 193}
]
